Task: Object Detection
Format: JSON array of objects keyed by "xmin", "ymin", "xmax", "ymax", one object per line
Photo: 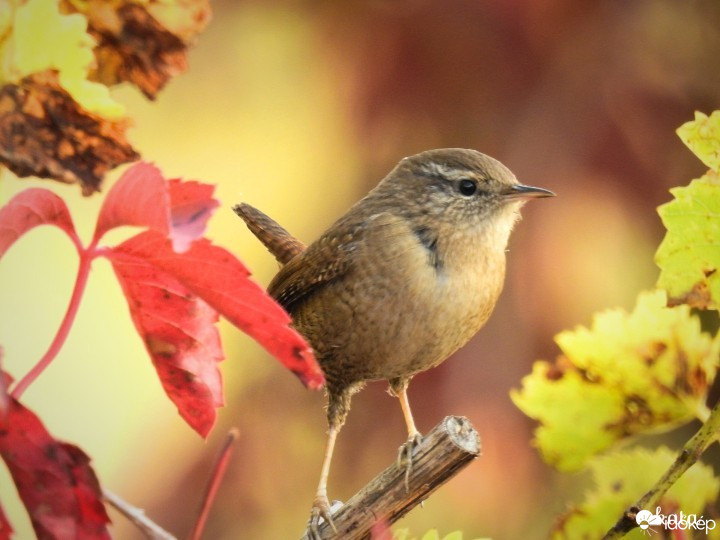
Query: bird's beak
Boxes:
[{"xmin": 503, "ymin": 184, "xmax": 555, "ymax": 200}]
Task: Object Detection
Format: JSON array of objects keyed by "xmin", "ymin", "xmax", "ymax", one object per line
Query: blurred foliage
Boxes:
[
  {"xmin": 393, "ymin": 528, "xmax": 490, "ymax": 540},
  {"xmin": 0, "ymin": 0, "xmax": 123, "ymax": 117},
  {"xmin": 553, "ymin": 447, "xmax": 719, "ymax": 540},
  {"xmin": 515, "ymin": 110, "xmax": 720, "ymax": 536},
  {"xmin": 0, "ymin": 0, "xmax": 209, "ymax": 193}
]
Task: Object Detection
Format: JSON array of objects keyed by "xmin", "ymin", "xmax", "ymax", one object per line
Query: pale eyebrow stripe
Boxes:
[{"xmin": 418, "ymin": 161, "xmax": 474, "ymax": 181}]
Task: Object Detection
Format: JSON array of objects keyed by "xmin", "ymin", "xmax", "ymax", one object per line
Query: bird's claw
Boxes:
[
  {"xmin": 306, "ymin": 495, "xmax": 337, "ymax": 540},
  {"xmin": 397, "ymin": 432, "xmax": 423, "ymax": 491}
]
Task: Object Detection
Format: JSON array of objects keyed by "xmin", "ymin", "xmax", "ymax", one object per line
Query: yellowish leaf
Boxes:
[
  {"xmin": 392, "ymin": 529, "xmax": 487, "ymax": 540},
  {"xmin": 0, "ymin": 0, "xmax": 124, "ymax": 118},
  {"xmin": 656, "ymin": 171, "xmax": 720, "ymax": 309},
  {"xmin": 677, "ymin": 111, "xmax": 720, "ymax": 172},
  {"xmin": 512, "ymin": 291, "xmax": 717, "ymax": 471}
]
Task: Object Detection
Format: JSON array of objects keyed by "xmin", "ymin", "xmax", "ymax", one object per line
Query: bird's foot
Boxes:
[
  {"xmin": 397, "ymin": 431, "xmax": 423, "ymax": 491},
  {"xmin": 306, "ymin": 495, "xmax": 338, "ymax": 540}
]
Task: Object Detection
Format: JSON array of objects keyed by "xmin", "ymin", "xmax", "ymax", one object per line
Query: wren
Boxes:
[{"xmin": 234, "ymin": 148, "xmax": 554, "ymax": 538}]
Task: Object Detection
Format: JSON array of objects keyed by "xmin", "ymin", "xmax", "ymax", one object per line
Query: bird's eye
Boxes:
[{"xmin": 458, "ymin": 179, "xmax": 477, "ymax": 196}]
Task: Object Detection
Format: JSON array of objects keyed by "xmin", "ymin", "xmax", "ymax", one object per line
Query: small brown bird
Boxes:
[{"xmin": 234, "ymin": 148, "xmax": 553, "ymax": 538}]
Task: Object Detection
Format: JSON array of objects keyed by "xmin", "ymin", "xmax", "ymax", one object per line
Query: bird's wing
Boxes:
[{"xmin": 268, "ymin": 212, "xmax": 414, "ymax": 313}]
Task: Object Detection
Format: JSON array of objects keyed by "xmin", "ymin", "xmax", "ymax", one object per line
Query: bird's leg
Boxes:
[
  {"xmin": 306, "ymin": 385, "xmax": 353, "ymax": 540},
  {"xmin": 389, "ymin": 378, "xmax": 423, "ymax": 491},
  {"xmin": 307, "ymin": 424, "xmax": 339, "ymax": 539}
]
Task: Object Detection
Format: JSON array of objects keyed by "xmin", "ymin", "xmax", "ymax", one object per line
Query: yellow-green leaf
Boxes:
[
  {"xmin": 393, "ymin": 529, "xmax": 489, "ymax": 540},
  {"xmin": 0, "ymin": 0, "xmax": 124, "ymax": 117},
  {"xmin": 393, "ymin": 530, "xmax": 411, "ymax": 540},
  {"xmin": 656, "ymin": 171, "xmax": 720, "ymax": 309},
  {"xmin": 512, "ymin": 291, "xmax": 717, "ymax": 471},
  {"xmin": 554, "ymin": 447, "xmax": 720, "ymax": 540},
  {"xmin": 677, "ymin": 111, "xmax": 720, "ymax": 172}
]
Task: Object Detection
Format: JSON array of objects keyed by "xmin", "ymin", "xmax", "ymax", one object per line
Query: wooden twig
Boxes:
[
  {"xmin": 103, "ymin": 488, "xmax": 177, "ymax": 540},
  {"xmin": 301, "ymin": 415, "xmax": 481, "ymax": 540},
  {"xmin": 603, "ymin": 398, "xmax": 720, "ymax": 539},
  {"xmin": 189, "ymin": 428, "xmax": 240, "ymax": 540}
]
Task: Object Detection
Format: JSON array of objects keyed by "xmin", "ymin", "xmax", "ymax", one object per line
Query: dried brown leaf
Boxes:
[
  {"xmin": 67, "ymin": 0, "xmax": 211, "ymax": 99},
  {"xmin": 0, "ymin": 70, "xmax": 139, "ymax": 195}
]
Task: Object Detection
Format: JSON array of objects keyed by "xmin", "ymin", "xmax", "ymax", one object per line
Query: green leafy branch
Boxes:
[{"xmin": 513, "ymin": 110, "xmax": 720, "ymax": 539}]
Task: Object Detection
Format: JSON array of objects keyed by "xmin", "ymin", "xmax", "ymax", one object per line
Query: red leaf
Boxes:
[
  {"xmin": 168, "ymin": 179, "xmax": 219, "ymax": 253},
  {"xmin": 0, "ymin": 500, "xmax": 12, "ymax": 540},
  {"xmin": 370, "ymin": 518, "xmax": 391, "ymax": 540},
  {"xmin": 108, "ymin": 250, "xmax": 223, "ymax": 437},
  {"xmin": 0, "ymin": 354, "xmax": 10, "ymax": 540},
  {"xmin": 93, "ymin": 162, "xmax": 170, "ymax": 242},
  {"xmin": 93, "ymin": 162, "xmax": 219, "ymax": 251},
  {"xmin": 0, "ymin": 188, "xmax": 78, "ymax": 259},
  {"xmin": 109, "ymin": 231, "xmax": 324, "ymax": 389},
  {"xmin": 0, "ymin": 348, "xmax": 8, "ymax": 421},
  {"xmin": 0, "ymin": 381, "xmax": 110, "ymax": 539}
]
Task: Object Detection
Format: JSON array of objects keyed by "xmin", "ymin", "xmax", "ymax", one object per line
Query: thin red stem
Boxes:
[
  {"xmin": 11, "ymin": 241, "xmax": 98, "ymax": 399},
  {"xmin": 189, "ymin": 429, "xmax": 240, "ymax": 540}
]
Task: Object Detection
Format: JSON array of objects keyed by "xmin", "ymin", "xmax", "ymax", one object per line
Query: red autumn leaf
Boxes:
[
  {"xmin": 0, "ymin": 348, "xmax": 8, "ymax": 421},
  {"xmin": 0, "ymin": 499, "xmax": 12, "ymax": 540},
  {"xmin": 93, "ymin": 162, "xmax": 170, "ymax": 242},
  {"xmin": 0, "ymin": 375, "xmax": 110, "ymax": 539},
  {"xmin": 370, "ymin": 518, "xmax": 391, "ymax": 540},
  {"xmin": 0, "ymin": 352, "xmax": 10, "ymax": 540},
  {"xmin": 93, "ymin": 162, "xmax": 218, "ymax": 252},
  {"xmin": 109, "ymin": 249, "xmax": 223, "ymax": 437},
  {"xmin": 0, "ymin": 188, "xmax": 79, "ymax": 260},
  {"xmin": 99, "ymin": 169, "xmax": 321, "ymax": 435},
  {"xmin": 168, "ymin": 179, "xmax": 219, "ymax": 252},
  {"xmin": 108, "ymin": 230, "xmax": 324, "ymax": 389}
]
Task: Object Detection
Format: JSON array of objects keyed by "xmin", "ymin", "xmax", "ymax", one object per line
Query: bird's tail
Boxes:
[{"xmin": 232, "ymin": 203, "xmax": 305, "ymax": 265}]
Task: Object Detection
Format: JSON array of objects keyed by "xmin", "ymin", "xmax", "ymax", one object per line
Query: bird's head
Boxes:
[{"xmin": 383, "ymin": 148, "xmax": 554, "ymax": 228}]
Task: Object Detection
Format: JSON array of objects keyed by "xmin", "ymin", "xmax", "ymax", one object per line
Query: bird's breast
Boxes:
[
  {"xmin": 293, "ymin": 214, "xmax": 508, "ymax": 386},
  {"xmin": 404, "ymin": 236, "xmax": 506, "ymax": 372},
  {"xmin": 348, "ymin": 223, "xmax": 506, "ymax": 380}
]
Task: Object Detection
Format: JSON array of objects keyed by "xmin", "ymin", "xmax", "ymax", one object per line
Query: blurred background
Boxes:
[{"xmin": 1, "ymin": 0, "xmax": 720, "ymax": 538}]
